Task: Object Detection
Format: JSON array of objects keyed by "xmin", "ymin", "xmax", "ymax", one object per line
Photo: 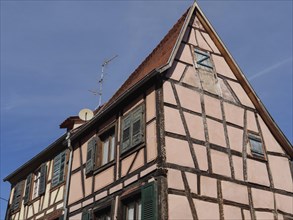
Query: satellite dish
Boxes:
[{"xmin": 78, "ymin": 108, "xmax": 94, "ymax": 121}]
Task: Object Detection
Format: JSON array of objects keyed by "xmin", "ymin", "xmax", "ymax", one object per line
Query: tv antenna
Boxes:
[{"xmin": 89, "ymin": 54, "xmax": 118, "ymax": 108}]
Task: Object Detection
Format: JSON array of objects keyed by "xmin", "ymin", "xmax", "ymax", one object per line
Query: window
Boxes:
[
  {"xmin": 248, "ymin": 134, "xmax": 264, "ymax": 157},
  {"xmin": 94, "ymin": 207, "xmax": 111, "ymax": 220},
  {"xmin": 194, "ymin": 48, "xmax": 213, "ymax": 71},
  {"xmin": 122, "ymin": 182, "xmax": 157, "ymax": 220},
  {"xmin": 11, "ymin": 181, "xmax": 24, "ymax": 212},
  {"xmin": 85, "ymin": 128, "xmax": 116, "ymax": 175},
  {"xmin": 98, "ymin": 129, "xmax": 115, "ymax": 167},
  {"xmin": 121, "ymin": 105, "xmax": 145, "ymax": 153},
  {"xmin": 123, "ymin": 196, "xmax": 141, "ymax": 220},
  {"xmin": 24, "ymin": 163, "xmax": 46, "ymax": 204},
  {"xmin": 52, "ymin": 151, "xmax": 66, "ymax": 187}
]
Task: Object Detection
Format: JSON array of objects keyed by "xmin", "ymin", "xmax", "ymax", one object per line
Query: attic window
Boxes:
[
  {"xmin": 194, "ymin": 48, "xmax": 213, "ymax": 71},
  {"xmin": 248, "ymin": 134, "xmax": 264, "ymax": 157}
]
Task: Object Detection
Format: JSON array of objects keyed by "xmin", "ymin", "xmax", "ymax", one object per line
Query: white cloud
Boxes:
[{"xmin": 248, "ymin": 57, "xmax": 292, "ymax": 81}]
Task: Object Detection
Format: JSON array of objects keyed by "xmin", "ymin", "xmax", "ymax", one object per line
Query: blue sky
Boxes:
[{"xmin": 1, "ymin": 1, "xmax": 292, "ymax": 218}]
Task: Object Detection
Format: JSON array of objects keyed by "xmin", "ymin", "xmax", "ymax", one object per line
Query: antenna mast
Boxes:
[{"xmin": 98, "ymin": 55, "xmax": 118, "ymax": 107}]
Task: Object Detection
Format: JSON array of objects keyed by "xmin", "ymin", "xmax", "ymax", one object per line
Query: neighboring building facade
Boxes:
[{"xmin": 4, "ymin": 2, "xmax": 293, "ymax": 220}]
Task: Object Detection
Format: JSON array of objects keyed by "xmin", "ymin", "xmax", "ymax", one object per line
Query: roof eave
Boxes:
[{"xmin": 3, "ymin": 134, "xmax": 67, "ymax": 184}]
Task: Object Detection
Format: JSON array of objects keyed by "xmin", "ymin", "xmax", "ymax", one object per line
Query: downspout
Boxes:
[{"xmin": 64, "ymin": 131, "xmax": 73, "ymax": 220}]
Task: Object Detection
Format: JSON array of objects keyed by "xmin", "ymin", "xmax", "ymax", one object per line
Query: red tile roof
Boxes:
[{"xmin": 102, "ymin": 8, "xmax": 189, "ymax": 110}]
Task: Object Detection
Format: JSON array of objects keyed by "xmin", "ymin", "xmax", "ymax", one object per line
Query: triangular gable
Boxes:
[{"xmin": 165, "ymin": 2, "xmax": 292, "ymax": 157}]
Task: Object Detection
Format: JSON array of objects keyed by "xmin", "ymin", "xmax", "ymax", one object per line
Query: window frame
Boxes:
[
  {"xmin": 94, "ymin": 206, "xmax": 112, "ymax": 220},
  {"xmin": 120, "ymin": 104, "xmax": 145, "ymax": 154},
  {"xmin": 194, "ymin": 48, "xmax": 214, "ymax": 71},
  {"xmin": 248, "ymin": 133, "xmax": 265, "ymax": 158},
  {"xmin": 120, "ymin": 182, "xmax": 157, "ymax": 220},
  {"xmin": 97, "ymin": 127, "xmax": 116, "ymax": 168}
]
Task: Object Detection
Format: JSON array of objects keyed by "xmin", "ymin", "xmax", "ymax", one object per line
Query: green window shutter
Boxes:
[
  {"xmin": 121, "ymin": 114, "xmax": 132, "ymax": 153},
  {"xmin": 52, "ymin": 151, "xmax": 66, "ymax": 187},
  {"xmin": 141, "ymin": 182, "xmax": 157, "ymax": 220},
  {"xmin": 132, "ymin": 105, "xmax": 144, "ymax": 147},
  {"xmin": 38, "ymin": 163, "xmax": 47, "ymax": 195},
  {"xmin": 81, "ymin": 211, "xmax": 90, "ymax": 220},
  {"xmin": 11, "ymin": 181, "xmax": 24, "ymax": 211},
  {"xmin": 59, "ymin": 152, "xmax": 66, "ymax": 183},
  {"xmin": 23, "ymin": 174, "xmax": 32, "ymax": 205},
  {"xmin": 52, "ymin": 153, "xmax": 61, "ymax": 187},
  {"xmin": 85, "ymin": 138, "xmax": 96, "ymax": 174}
]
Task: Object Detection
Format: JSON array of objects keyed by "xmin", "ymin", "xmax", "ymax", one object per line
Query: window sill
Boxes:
[
  {"xmin": 93, "ymin": 161, "xmax": 115, "ymax": 175},
  {"xmin": 50, "ymin": 181, "xmax": 65, "ymax": 192}
]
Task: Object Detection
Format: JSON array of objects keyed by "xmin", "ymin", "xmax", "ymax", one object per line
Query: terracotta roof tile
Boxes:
[{"xmin": 102, "ymin": 8, "xmax": 189, "ymax": 110}]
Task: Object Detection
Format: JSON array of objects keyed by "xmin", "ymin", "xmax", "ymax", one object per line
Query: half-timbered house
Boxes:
[{"xmin": 4, "ymin": 2, "xmax": 293, "ymax": 220}]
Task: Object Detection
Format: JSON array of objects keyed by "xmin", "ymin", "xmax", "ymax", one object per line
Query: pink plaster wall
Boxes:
[
  {"xmin": 224, "ymin": 102, "xmax": 244, "ymax": 127},
  {"xmin": 167, "ymin": 169, "xmax": 185, "ymax": 190},
  {"xmin": 200, "ymin": 176, "xmax": 217, "ymax": 198},
  {"xmin": 232, "ymin": 156, "xmax": 244, "ymax": 181},
  {"xmin": 164, "ymin": 106, "xmax": 186, "ymax": 136},
  {"xmin": 129, "ymin": 148, "xmax": 144, "ymax": 173},
  {"xmin": 175, "ymin": 43, "xmax": 193, "ymax": 65},
  {"xmin": 268, "ymin": 155, "xmax": 293, "ymax": 192},
  {"xmin": 184, "ymin": 112, "xmax": 205, "ymax": 141},
  {"xmin": 121, "ymin": 153, "xmax": 136, "ymax": 177},
  {"xmin": 71, "ymin": 148, "xmax": 81, "ymax": 171},
  {"xmin": 275, "ymin": 193, "xmax": 293, "ymax": 214},
  {"xmin": 247, "ymin": 159, "xmax": 270, "ymax": 186},
  {"xmin": 227, "ymin": 81, "xmax": 255, "ymax": 108},
  {"xmin": 221, "ymin": 181, "xmax": 249, "ymax": 204},
  {"xmin": 193, "ymin": 199, "xmax": 220, "ymax": 219},
  {"xmin": 163, "ymin": 81, "xmax": 176, "ymax": 105},
  {"xmin": 168, "ymin": 194, "xmax": 193, "ymax": 219},
  {"xmin": 165, "ymin": 137, "xmax": 194, "ymax": 168},
  {"xmin": 193, "ymin": 144, "xmax": 208, "ymax": 171},
  {"xmin": 185, "ymin": 172, "xmax": 198, "ymax": 194},
  {"xmin": 83, "ymin": 168, "xmax": 93, "ymax": 197},
  {"xmin": 192, "ymin": 16, "xmax": 204, "ymax": 30},
  {"xmin": 195, "ymin": 29, "xmax": 212, "ymax": 52},
  {"xmin": 251, "ymin": 188, "xmax": 274, "ymax": 209},
  {"xmin": 181, "ymin": 66, "xmax": 201, "ymax": 88},
  {"xmin": 202, "ymin": 31, "xmax": 220, "ymax": 54},
  {"xmin": 68, "ymin": 171, "xmax": 83, "ymax": 204},
  {"xmin": 223, "ymin": 205, "xmax": 242, "ymax": 220},
  {"xmin": 94, "ymin": 166, "xmax": 114, "ymax": 192},
  {"xmin": 246, "ymin": 111, "xmax": 258, "ymax": 133},
  {"xmin": 188, "ymin": 28, "xmax": 197, "ymax": 46},
  {"xmin": 258, "ymin": 116, "xmax": 285, "ymax": 154},
  {"xmin": 146, "ymin": 121, "xmax": 157, "ymax": 162},
  {"xmin": 210, "ymin": 149, "xmax": 231, "ymax": 177},
  {"xmin": 227, "ymin": 126, "xmax": 243, "ymax": 152},
  {"xmin": 166, "ymin": 61, "xmax": 186, "ymax": 81},
  {"xmin": 146, "ymin": 87, "xmax": 156, "ymax": 122},
  {"xmin": 204, "ymin": 95, "xmax": 222, "ymax": 120},
  {"xmin": 212, "ymin": 54, "xmax": 236, "ymax": 80},
  {"xmin": 207, "ymin": 119, "xmax": 226, "ymax": 147},
  {"xmin": 175, "ymin": 84, "xmax": 201, "ymax": 113}
]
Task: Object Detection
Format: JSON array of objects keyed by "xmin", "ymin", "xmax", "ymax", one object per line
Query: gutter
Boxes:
[{"xmin": 63, "ymin": 132, "xmax": 73, "ymax": 220}]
